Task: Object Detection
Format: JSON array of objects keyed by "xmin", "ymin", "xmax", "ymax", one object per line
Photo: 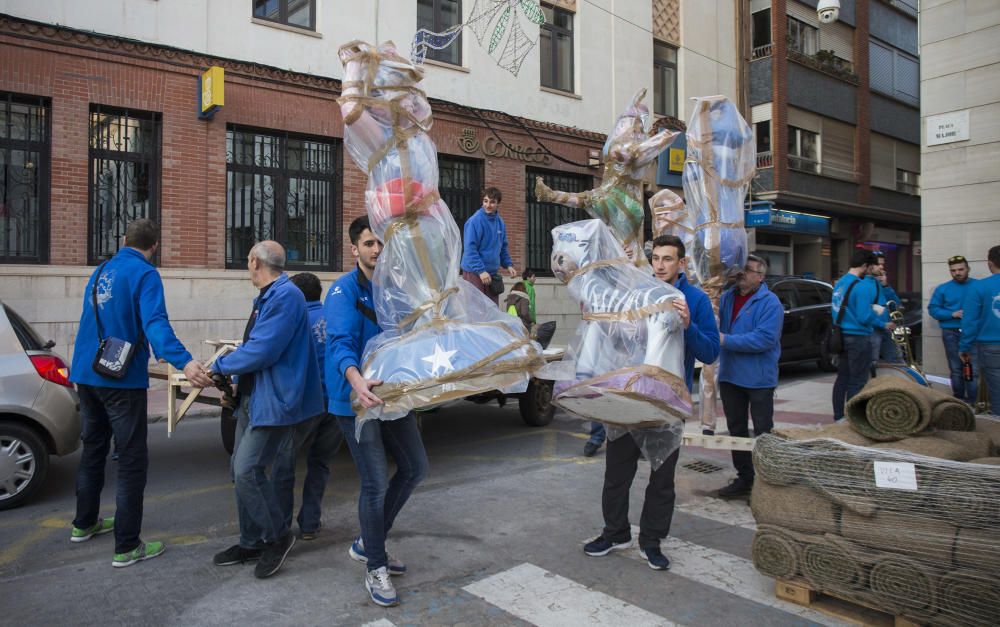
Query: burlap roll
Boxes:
[
  {"xmin": 799, "ymin": 534, "xmax": 867, "ymax": 593},
  {"xmin": 840, "ymin": 509, "xmax": 956, "ymax": 566},
  {"xmin": 974, "ymin": 416, "xmax": 1000, "ymax": 452},
  {"xmin": 929, "ymin": 395, "xmax": 975, "ymax": 432},
  {"xmin": 872, "ymin": 434, "xmax": 981, "ymax": 462},
  {"xmin": 868, "ymin": 554, "xmax": 938, "ymax": 618},
  {"xmin": 938, "ymin": 570, "xmax": 1000, "ymax": 627},
  {"xmin": 798, "ymin": 440, "xmax": 878, "ymax": 516},
  {"xmin": 931, "ymin": 430, "xmax": 993, "ymax": 460},
  {"xmin": 751, "ymin": 525, "xmax": 802, "ymax": 581},
  {"xmin": 752, "ymin": 434, "xmax": 799, "ymax": 486},
  {"xmin": 953, "ymin": 527, "xmax": 1000, "ymax": 575},
  {"xmin": 846, "ymin": 376, "xmax": 932, "ymax": 441},
  {"xmin": 968, "ymin": 457, "xmax": 1000, "ymax": 466},
  {"xmin": 750, "ymin": 481, "xmax": 840, "ymax": 535},
  {"xmin": 923, "ymin": 463, "xmax": 1000, "ymax": 529},
  {"xmin": 773, "ymin": 421, "xmax": 877, "ymax": 447}
]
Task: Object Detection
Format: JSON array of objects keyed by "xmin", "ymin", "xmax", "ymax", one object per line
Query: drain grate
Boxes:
[{"xmin": 682, "ymin": 460, "xmax": 724, "ymax": 474}]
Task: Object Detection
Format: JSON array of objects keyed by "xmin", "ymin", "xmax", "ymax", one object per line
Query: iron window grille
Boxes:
[
  {"xmin": 0, "ymin": 92, "xmax": 49, "ymax": 263},
  {"xmin": 253, "ymin": 0, "xmax": 316, "ymax": 30},
  {"xmin": 226, "ymin": 126, "xmax": 341, "ymax": 271},
  {"xmin": 438, "ymin": 154, "xmax": 483, "ymax": 235},
  {"xmin": 540, "ymin": 3, "xmax": 574, "ymax": 93},
  {"xmin": 525, "ymin": 168, "xmax": 591, "ymax": 274},
  {"xmin": 653, "ymin": 41, "xmax": 678, "ymax": 117},
  {"xmin": 417, "ymin": 0, "xmax": 463, "ymax": 66},
  {"xmin": 88, "ymin": 105, "xmax": 161, "ymax": 264}
]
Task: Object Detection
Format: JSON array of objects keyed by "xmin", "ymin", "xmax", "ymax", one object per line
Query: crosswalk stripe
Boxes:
[
  {"xmin": 463, "ymin": 562, "xmax": 685, "ymax": 627},
  {"xmin": 360, "ymin": 619, "xmax": 396, "ymax": 627},
  {"xmin": 675, "ymin": 495, "xmax": 757, "ymax": 529}
]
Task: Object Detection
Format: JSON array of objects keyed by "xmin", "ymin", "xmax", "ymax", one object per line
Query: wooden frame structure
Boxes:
[{"xmin": 164, "ymin": 340, "xmax": 238, "ymax": 437}]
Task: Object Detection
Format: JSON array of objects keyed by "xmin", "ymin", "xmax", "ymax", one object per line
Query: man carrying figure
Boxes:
[
  {"xmin": 460, "ymin": 187, "xmax": 517, "ymax": 305},
  {"xmin": 211, "ymin": 241, "xmax": 324, "ymax": 579},
  {"xmin": 70, "ymin": 218, "xmax": 213, "ymax": 567},
  {"xmin": 583, "ymin": 234, "xmax": 719, "ymax": 569},
  {"xmin": 930, "ymin": 255, "xmax": 978, "ymax": 403},
  {"xmin": 328, "ymin": 216, "xmax": 429, "ymax": 607}
]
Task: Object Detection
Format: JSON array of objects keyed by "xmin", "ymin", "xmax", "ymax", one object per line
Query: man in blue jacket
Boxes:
[
  {"xmin": 327, "ymin": 216, "xmax": 428, "ymax": 608},
  {"xmin": 930, "ymin": 255, "xmax": 978, "ymax": 403},
  {"xmin": 870, "ymin": 252, "xmax": 902, "ymax": 364},
  {"xmin": 273, "ymin": 272, "xmax": 343, "ymax": 541},
  {"xmin": 584, "ymin": 234, "xmax": 720, "ymax": 570},
  {"xmin": 460, "ymin": 187, "xmax": 517, "ymax": 305},
  {"xmin": 960, "ymin": 245, "xmax": 1000, "ymax": 409},
  {"xmin": 716, "ymin": 254, "xmax": 784, "ymax": 498},
  {"xmin": 70, "ymin": 218, "xmax": 213, "ymax": 568},
  {"xmin": 210, "ymin": 241, "xmax": 324, "ymax": 579}
]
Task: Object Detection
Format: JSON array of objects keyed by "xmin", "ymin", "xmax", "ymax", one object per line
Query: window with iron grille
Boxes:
[
  {"xmin": 0, "ymin": 92, "xmax": 49, "ymax": 263},
  {"xmin": 88, "ymin": 105, "xmax": 160, "ymax": 264},
  {"xmin": 525, "ymin": 168, "xmax": 591, "ymax": 274},
  {"xmin": 540, "ymin": 4, "xmax": 574, "ymax": 93},
  {"xmin": 226, "ymin": 126, "xmax": 340, "ymax": 270},
  {"xmin": 653, "ymin": 41, "xmax": 678, "ymax": 117},
  {"xmin": 417, "ymin": 0, "xmax": 463, "ymax": 65},
  {"xmin": 253, "ymin": 0, "xmax": 316, "ymax": 30},
  {"xmin": 438, "ymin": 154, "xmax": 483, "ymax": 234}
]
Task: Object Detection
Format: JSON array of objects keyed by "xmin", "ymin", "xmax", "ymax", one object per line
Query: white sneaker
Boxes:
[
  {"xmin": 365, "ymin": 566, "xmax": 399, "ymax": 607},
  {"xmin": 350, "ymin": 537, "xmax": 407, "ymax": 575}
]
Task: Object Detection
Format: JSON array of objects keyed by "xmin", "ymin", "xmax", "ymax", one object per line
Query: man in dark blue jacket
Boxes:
[
  {"xmin": 460, "ymin": 187, "xmax": 517, "ymax": 305},
  {"xmin": 70, "ymin": 219, "xmax": 213, "ymax": 568},
  {"xmin": 930, "ymin": 255, "xmax": 978, "ymax": 402},
  {"xmin": 716, "ymin": 254, "xmax": 784, "ymax": 498},
  {"xmin": 328, "ymin": 216, "xmax": 428, "ymax": 608},
  {"xmin": 210, "ymin": 241, "xmax": 324, "ymax": 579},
  {"xmin": 584, "ymin": 235, "xmax": 720, "ymax": 570}
]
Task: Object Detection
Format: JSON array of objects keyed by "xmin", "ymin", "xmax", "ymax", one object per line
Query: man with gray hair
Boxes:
[{"xmin": 210, "ymin": 240, "xmax": 324, "ymax": 579}]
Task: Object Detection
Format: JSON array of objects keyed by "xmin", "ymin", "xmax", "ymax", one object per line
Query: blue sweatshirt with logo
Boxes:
[
  {"xmin": 959, "ymin": 273, "xmax": 1000, "ymax": 352},
  {"xmin": 674, "ymin": 273, "xmax": 720, "ymax": 392},
  {"xmin": 460, "ymin": 208, "xmax": 513, "ymax": 275},
  {"xmin": 305, "ymin": 300, "xmax": 327, "ymax": 400},
  {"xmin": 718, "ymin": 283, "xmax": 784, "ymax": 389},
  {"xmin": 929, "ymin": 278, "xmax": 978, "ymax": 330},
  {"xmin": 70, "ymin": 247, "xmax": 192, "ymax": 389},
  {"xmin": 324, "ymin": 267, "xmax": 382, "ymax": 416},
  {"xmin": 832, "ymin": 273, "xmax": 880, "ymax": 336}
]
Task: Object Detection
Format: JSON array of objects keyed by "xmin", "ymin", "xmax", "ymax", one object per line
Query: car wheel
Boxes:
[
  {"xmin": 519, "ymin": 378, "xmax": 555, "ymax": 427},
  {"xmin": 0, "ymin": 422, "xmax": 50, "ymax": 511},
  {"xmin": 220, "ymin": 407, "xmax": 237, "ymax": 455},
  {"xmin": 817, "ymin": 331, "xmax": 839, "ymax": 372}
]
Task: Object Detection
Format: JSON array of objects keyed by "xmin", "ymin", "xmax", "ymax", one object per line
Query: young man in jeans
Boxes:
[
  {"xmin": 960, "ymin": 245, "xmax": 1000, "ymax": 409},
  {"xmin": 69, "ymin": 218, "xmax": 213, "ymax": 567},
  {"xmin": 327, "ymin": 216, "xmax": 428, "ymax": 607},
  {"xmin": 930, "ymin": 255, "xmax": 978, "ymax": 403},
  {"xmin": 460, "ymin": 187, "xmax": 517, "ymax": 305}
]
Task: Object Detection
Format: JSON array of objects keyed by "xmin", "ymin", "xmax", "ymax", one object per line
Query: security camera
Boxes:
[{"xmin": 817, "ymin": 0, "xmax": 840, "ymax": 24}]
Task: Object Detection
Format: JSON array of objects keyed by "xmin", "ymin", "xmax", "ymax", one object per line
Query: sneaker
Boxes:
[
  {"xmin": 718, "ymin": 477, "xmax": 753, "ymax": 498},
  {"xmin": 583, "ymin": 535, "xmax": 633, "ymax": 557},
  {"xmin": 365, "ymin": 566, "xmax": 399, "ymax": 607},
  {"xmin": 213, "ymin": 544, "xmax": 263, "ymax": 566},
  {"xmin": 71, "ymin": 517, "xmax": 114, "ymax": 542},
  {"xmin": 349, "ymin": 537, "xmax": 407, "ymax": 576},
  {"xmin": 300, "ymin": 521, "xmax": 322, "ymax": 541},
  {"xmin": 702, "ymin": 428, "xmax": 715, "ymax": 436},
  {"xmin": 583, "ymin": 441, "xmax": 602, "ymax": 457},
  {"xmin": 639, "ymin": 546, "xmax": 671, "ymax": 571},
  {"xmin": 255, "ymin": 532, "xmax": 296, "ymax": 579},
  {"xmin": 112, "ymin": 541, "xmax": 165, "ymax": 568}
]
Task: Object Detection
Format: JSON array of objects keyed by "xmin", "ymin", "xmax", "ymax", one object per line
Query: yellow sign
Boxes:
[
  {"xmin": 200, "ymin": 66, "xmax": 225, "ymax": 114},
  {"xmin": 668, "ymin": 147, "xmax": 685, "ymax": 173}
]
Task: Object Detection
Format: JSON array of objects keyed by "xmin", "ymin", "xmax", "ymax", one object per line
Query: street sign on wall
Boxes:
[{"xmin": 656, "ymin": 133, "xmax": 687, "ymax": 188}]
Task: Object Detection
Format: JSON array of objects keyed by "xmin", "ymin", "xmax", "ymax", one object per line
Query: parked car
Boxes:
[
  {"xmin": 765, "ymin": 276, "xmax": 838, "ymax": 371},
  {"xmin": 0, "ymin": 301, "xmax": 80, "ymax": 510}
]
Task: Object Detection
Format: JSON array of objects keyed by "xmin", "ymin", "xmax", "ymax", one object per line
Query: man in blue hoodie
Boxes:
[
  {"xmin": 327, "ymin": 216, "xmax": 428, "ymax": 608},
  {"xmin": 930, "ymin": 255, "xmax": 978, "ymax": 403},
  {"xmin": 870, "ymin": 252, "xmax": 902, "ymax": 364},
  {"xmin": 716, "ymin": 254, "xmax": 784, "ymax": 498},
  {"xmin": 210, "ymin": 241, "xmax": 324, "ymax": 579},
  {"xmin": 460, "ymin": 187, "xmax": 517, "ymax": 305},
  {"xmin": 960, "ymin": 245, "xmax": 1000, "ymax": 409},
  {"xmin": 583, "ymin": 234, "xmax": 721, "ymax": 570},
  {"xmin": 70, "ymin": 218, "xmax": 213, "ymax": 568}
]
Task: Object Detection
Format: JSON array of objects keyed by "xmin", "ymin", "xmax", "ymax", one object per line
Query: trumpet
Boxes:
[{"xmin": 886, "ymin": 301, "xmax": 918, "ymax": 370}]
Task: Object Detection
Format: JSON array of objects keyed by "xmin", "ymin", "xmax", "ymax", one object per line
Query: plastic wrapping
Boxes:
[
  {"xmin": 533, "ymin": 89, "xmax": 677, "ymax": 265},
  {"xmin": 750, "ymin": 418, "xmax": 1000, "ymax": 627},
  {"xmin": 337, "ymin": 41, "xmax": 543, "ymax": 427},
  {"xmin": 648, "ymin": 187, "xmax": 699, "ymax": 284},
  {"xmin": 540, "ymin": 219, "xmax": 690, "ymax": 469}
]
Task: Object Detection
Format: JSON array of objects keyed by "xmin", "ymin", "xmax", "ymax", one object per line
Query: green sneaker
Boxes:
[
  {"xmin": 112, "ymin": 541, "xmax": 165, "ymax": 568},
  {"xmin": 70, "ymin": 517, "xmax": 115, "ymax": 543}
]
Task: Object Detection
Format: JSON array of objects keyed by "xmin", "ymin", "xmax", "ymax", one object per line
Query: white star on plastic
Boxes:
[{"xmin": 421, "ymin": 342, "xmax": 457, "ymax": 377}]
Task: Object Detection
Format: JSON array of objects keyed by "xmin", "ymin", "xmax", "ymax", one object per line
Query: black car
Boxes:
[{"xmin": 765, "ymin": 276, "xmax": 838, "ymax": 371}]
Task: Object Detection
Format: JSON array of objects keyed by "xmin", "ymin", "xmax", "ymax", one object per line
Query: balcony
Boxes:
[
  {"xmin": 752, "ymin": 43, "xmax": 772, "ymax": 60},
  {"xmin": 756, "ymin": 151, "xmax": 773, "ymax": 169},
  {"xmin": 787, "ymin": 48, "xmax": 859, "ymax": 85}
]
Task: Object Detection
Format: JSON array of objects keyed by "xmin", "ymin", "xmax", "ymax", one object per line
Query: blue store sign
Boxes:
[
  {"xmin": 745, "ymin": 201, "xmax": 772, "ymax": 227},
  {"xmin": 743, "ymin": 203, "xmax": 830, "ymax": 236},
  {"xmin": 656, "ymin": 132, "xmax": 687, "ymax": 188}
]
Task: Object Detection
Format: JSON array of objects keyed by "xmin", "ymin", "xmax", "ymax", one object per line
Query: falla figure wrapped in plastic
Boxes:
[
  {"xmin": 337, "ymin": 40, "xmax": 543, "ymax": 429},
  {"xmin": 534, "ymin": 89, "xmax": 677, "ymax": 265},
  {"xmin": 541, "ymin": 219, "xmax": 690, "ymax": 469}
]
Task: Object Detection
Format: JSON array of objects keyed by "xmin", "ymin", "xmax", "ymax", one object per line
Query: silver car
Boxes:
[{"xmin": 0, "ymin": 301, "xmax": 80, "ymax": 510}]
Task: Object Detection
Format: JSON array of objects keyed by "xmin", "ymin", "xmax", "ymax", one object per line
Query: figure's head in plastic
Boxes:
[
  {"xmin": 604, "ymin": 89, "xmax": 651, "ymax": 155},
  {"xmin": 338, "ymin": 40, "xmax": 431, "ymax": 128},
  {"xmin": 550, "ymin": 219, "xmax": 625, "ymax": 284}
]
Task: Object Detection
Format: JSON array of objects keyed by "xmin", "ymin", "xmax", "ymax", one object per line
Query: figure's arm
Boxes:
[{"xmin": 633, "ymin": 129, "xmax": 678, "ymax": 166}]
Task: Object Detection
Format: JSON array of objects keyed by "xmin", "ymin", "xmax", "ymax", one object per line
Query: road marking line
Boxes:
[
  {"xmin": 360, "ymin": 619, "xmax": 396, "ymax": 627},
  {"xmin": 675, "ymin": 495, "xmax": 757, "ymax": 530},
  {"xmin": 0, "ymin": 526, "xmax": 55, "ymax": 569},
  {"xmin": 463, "ymin": 562, "xmax": 684, "ymax": 627}
]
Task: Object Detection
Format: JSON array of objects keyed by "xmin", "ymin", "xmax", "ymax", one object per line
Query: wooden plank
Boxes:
[
  {"xmin": 682, "ymin": 433, "xmax": 756, "ymax": 451},
  {"xmin": 774, "ymin": 580, "xmax": 906, "ymax": 627},
  {"xmin": 166, "ymin": 363, "xmax": 177, "ymax": 438}
]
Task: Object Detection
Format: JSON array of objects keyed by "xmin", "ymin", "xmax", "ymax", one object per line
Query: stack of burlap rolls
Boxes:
[{"xmin": 750, "ymin": 376, "xmax": 1000, "ymax": 626}]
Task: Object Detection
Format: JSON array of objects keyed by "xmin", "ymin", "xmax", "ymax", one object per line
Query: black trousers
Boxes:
[
  {"xmin": 720, "ymin": 381, "xmax": 775, "ymax": 482},
  {"xmin": 601, "ymin": 435, "xmax": 680, "ymax": 550}
]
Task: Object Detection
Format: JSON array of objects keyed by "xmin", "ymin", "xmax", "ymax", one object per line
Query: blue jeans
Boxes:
[
  {"xmin": 833, "ymin": 334, "xmax": 873, "ymax": 420},
  {"xmin": 871, "ymin": 328, "xmax": 902, "ymax": 363},
  {"xmin": 943, "ymin": 329, "xmax": 977, "ymax": 404},
  {"xmin": 232, "ymin": 394, "xmax": 295, "ymax": 548},
  {"xmin": 73, "ymin": 385, "xmax": 148, "ymax": 555},
  {"xmin": 274, "ymin": 412, "xmax": 344, "ymax": 533},
  {"xmin": 587, "ymin": 421, "xmax": 606, "ymax": 445},
  {"xmin": 979, "ymin": 344, "xmax": 1000, "ymax": 412},
  {"xmin": 337, "ymin": 413, "xmax": 428, "ymax": 571}
]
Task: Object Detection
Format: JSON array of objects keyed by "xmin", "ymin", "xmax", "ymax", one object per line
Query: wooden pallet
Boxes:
[{"xmin": 775, "ymin": 580, "xmax": 923, "ymax": 627}]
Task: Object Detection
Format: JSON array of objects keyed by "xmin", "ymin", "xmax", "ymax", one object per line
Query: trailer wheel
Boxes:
[{"xmin": 519, "ymin": 378, "xmax": 555, "ymax": 427}]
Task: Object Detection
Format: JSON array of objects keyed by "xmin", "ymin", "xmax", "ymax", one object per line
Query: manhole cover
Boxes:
[{"xmin": 683, "ymin": 460, "xmax": 723, "ymax": 474}]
